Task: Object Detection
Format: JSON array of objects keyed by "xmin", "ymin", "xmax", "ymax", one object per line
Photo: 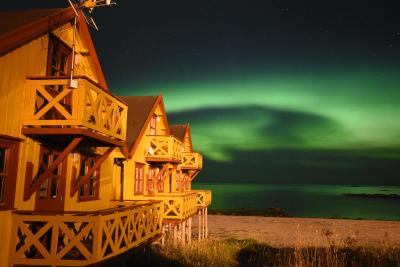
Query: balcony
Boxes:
[
  {"xmin": 193, "ymin": 190, "xmax": 212, "ymax": 208},
  {"xmin": 9, "ymin": 201, "xmax": 162, "ymax": 266},
  {"xmin": 131, "ymin": 192, "xmax": 197, "ymax": 221},
  {"xmin": 146, "ymin": 135, "xmax": 183, "ymax": 163},
  {"xmin": 181, "ymin": 152, "xmax": 203, "ymax": 170},
  {"xmin": 22, "ymin": 77, "xmax": 127, "ymax": 147}
]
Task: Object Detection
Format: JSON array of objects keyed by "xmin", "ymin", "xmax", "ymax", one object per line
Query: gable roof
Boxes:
[
  {"xmin": 170, "ymin": 123, "xmax": 193, "ymax": 151},
  {"xmin": 119, "ymin": 95, "xmax": 158, "ymax": 151},
  {"xmin": 169, "ymin": 124, "xmax": 188, "ymax": 142},
  {"xmin": 119, "ymin": 95, "xmax": 171, "ymax": 158},
  {"xmin": 0, "ymin": 7, "xmax": 108, "ymax": 90}
]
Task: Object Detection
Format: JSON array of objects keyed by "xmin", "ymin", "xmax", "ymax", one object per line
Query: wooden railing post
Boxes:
[{"xmin": 92, "ymin": 215, "xmax": 103, "ymax": 262}]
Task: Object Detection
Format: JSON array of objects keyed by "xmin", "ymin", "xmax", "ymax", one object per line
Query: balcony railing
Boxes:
[
  {"xmin": 181, "ymin": 152, "xmax": 203, "ymax": 170},
  {"xmin": 23, "ymin": 77, "xmax": 127, "ymax": 141},
  {"xmin": 193, "ymin": 190, "xmax": 212, "ymax": 208},
  {"xmin": 146, "ymin": 135, "xmax": 183, "ymax": 163},
  {"xmin": 131, "ymin": 192, "xmax": 197, "ymax": 221},
  {"xmin": 9, "ymin": 202, "xmax": 162, "ymax": 266}
]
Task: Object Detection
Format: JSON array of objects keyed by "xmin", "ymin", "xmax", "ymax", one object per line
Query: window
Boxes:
[
  {"xmin": 157, "ymin": 168, "xmax": 164, "ymax": 193},
  {"xmin": 0, "ymin": 137, "xmax": 19, "ymax": 210},
  {"xmin": 37, "ymin": 149, "xmax": 63, "ymax": 200},
  {"xmin": 78, "ymin": 156, "xmax": 99, "ymax": 201},
  {"xmin": 148, "ymin": 167, "xmax": 158, "ymax": 195},
  {"xmin": 150, "ymin": 115, "xmax": 157, "ymax": 135},
  {"xmin": 47, "ymin": 35, "xmax": 71, "ymax": 77},
  {"xmin": 134, "ymin": 164, "xmax": 144, "ymax": 194}
]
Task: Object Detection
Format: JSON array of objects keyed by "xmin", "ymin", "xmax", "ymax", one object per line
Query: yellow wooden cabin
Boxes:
[
  {"xmin": 0, "ymin": 8, "xmax": 163, "ymax": 266},
  {"xmin": 111, "ymin": 95, "xmax": 212, "ymax": 243}
]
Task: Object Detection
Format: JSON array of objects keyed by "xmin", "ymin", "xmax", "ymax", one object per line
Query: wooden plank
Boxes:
[{"xmin": 21, "ymin": 127, "xmax": 123, "ymax": 146}]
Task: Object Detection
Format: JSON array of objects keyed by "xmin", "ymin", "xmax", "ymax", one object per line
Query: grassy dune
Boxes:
[{"xmin": 104, "ymin": 237, "xmax": 400, "ymax": 267}]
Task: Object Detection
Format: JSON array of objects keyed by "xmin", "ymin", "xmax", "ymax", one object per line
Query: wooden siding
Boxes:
[{"xmin": 0, "ymin": 36, "xmax": 47, "ymax": 138}]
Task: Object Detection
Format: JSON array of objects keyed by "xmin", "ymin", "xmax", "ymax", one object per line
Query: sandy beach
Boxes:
[{"xmin": 204, "ymin": 215, "xmax": 400, "ymax": 247}]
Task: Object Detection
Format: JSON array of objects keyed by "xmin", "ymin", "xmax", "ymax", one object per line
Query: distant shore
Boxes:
[
  {"xmin": 342, "ymin": 193, "xmax": 400, "ymax": 199},
  {"xmin": 200, "ymin": 215, "xmax": 400, "ymax": 247}
]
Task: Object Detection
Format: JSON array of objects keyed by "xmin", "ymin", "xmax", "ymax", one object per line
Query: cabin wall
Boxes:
[
  {"xmin": 14, "ymin": 139, "xmax": 41, "ymax": 210},
  {"xmin": 0, "ymin": 36, "xmax": 49, "ymax": 211},
  {"xmin": 0, "ymin": 37, "xmax": 47, "ymax": 138}
]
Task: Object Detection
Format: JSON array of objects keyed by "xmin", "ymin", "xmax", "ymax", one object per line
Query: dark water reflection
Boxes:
[{"xmin": 192, "ymin": 183, "xmax": 400, "ymax": 220}]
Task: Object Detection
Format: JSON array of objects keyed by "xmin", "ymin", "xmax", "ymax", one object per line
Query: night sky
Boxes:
[{"xmin": 3, "ymin": 1, "xmax": 400, "ymax": 185}]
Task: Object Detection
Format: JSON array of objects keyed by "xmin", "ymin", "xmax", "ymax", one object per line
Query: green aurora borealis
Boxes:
[
  {"xmin": 115, "ymin": 66, "xmax": 400, "ymax": 185},
  {"xmin": 117, "ymin": 67, "xmax": 400, "ymax": 156}
]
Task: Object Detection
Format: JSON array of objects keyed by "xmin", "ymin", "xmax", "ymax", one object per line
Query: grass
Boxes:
[{"xmin": 104, "ymin": 237, "xmax": 400, "ymax": 267}]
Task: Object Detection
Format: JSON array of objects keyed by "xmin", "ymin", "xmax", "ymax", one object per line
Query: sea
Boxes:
[{"xmin": 192, "ymin": 183, "xmax": 400, "ymax": 221}]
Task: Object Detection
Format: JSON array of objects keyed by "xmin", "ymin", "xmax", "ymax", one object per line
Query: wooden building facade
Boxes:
[{"xmin": 0, "ymin": 6, "xmax": 210, "ymax": 267}]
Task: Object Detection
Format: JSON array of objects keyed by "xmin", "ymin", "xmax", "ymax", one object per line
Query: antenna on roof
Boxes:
[
  {"xmin": 66, "ymin": 0, "xmax": 116, "ymax": 88},
  {"xmin": 67, "ymin": 0, "xmax": 116, "ymax": 31}
]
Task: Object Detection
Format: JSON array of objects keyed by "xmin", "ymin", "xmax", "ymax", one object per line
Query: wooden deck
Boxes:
[
  {"xmin": 128, "ymin": 192, "xmax": 198, "ymax": 222},
  {"xmin": 193, "ymin": 190, "xmax": 212, "ymax": 208},
  {"xmin": 145, "ymin": 135, "xmax": 183, "ymax": 163},
  {"xmin": 181, "ymin": 152, "xmax": 203, "ymax": 170},
  {"xmin": 22, "ymin": 76, "xmax": 127, "ymax": 142}
]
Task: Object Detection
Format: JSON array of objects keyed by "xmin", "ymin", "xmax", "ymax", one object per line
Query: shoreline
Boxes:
[{"xmin": 208, "ymin": 208, "xmax": 400, "ymax": 222}]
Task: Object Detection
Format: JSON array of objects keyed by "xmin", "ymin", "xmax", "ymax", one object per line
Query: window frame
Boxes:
[
  {"xmin": 134, "ymin": 163, "xmax": 144, "ymax": 195},
  {"xmin": 47, "ymin": 34, "xmax": 72, "ymax": 77},
  {"xmin": 78, "ymin": 155, "xmax": 100, "ymax": 202},
  {"xmin": 0, "ymin": 136, "xmax": 20, "ymax": 210},
  {"xmin": 147, "ymin": 166, "xmax": 158, "ymax": 195},
  {"xmin": 157, "ymin": 168, "xmax": 165, "ymax": 193}
]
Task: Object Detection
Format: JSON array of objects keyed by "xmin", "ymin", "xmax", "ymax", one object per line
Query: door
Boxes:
[{"xmin": 35, "ymin": 147, "xmax": 66, "ymax": 212}]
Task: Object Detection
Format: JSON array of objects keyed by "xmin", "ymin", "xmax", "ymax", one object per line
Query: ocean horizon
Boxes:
[{"xmin": 192, "ymin": 183, "xmax": 400, "ymax": 221}]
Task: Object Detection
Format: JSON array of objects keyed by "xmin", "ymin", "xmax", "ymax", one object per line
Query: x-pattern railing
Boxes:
[
  {"xmin": 10, "ymin": 202, "xmax": 162, "ymax": 266},
  {"xmin": 131, "ymin": 192, "xmax": 197, "ymax": 221},
  {"xmin": 23, "ymin": 77, "xmax": 127, "ymax": 141},
  {"xmin": 146, "ymin": 135, "xmax": 183, "ymax": 162},
  {"xmin": 194, "ymin": 190, "xmax": 212, "ymax": 207},
  {"xmin": 181, "ymin": 152, "xmax": 203, "ymax": 170}
]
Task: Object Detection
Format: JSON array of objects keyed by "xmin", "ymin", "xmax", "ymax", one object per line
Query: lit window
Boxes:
[{"xmin": 78, "ymin": 156, "xmax": 99, "ymax": 201}]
